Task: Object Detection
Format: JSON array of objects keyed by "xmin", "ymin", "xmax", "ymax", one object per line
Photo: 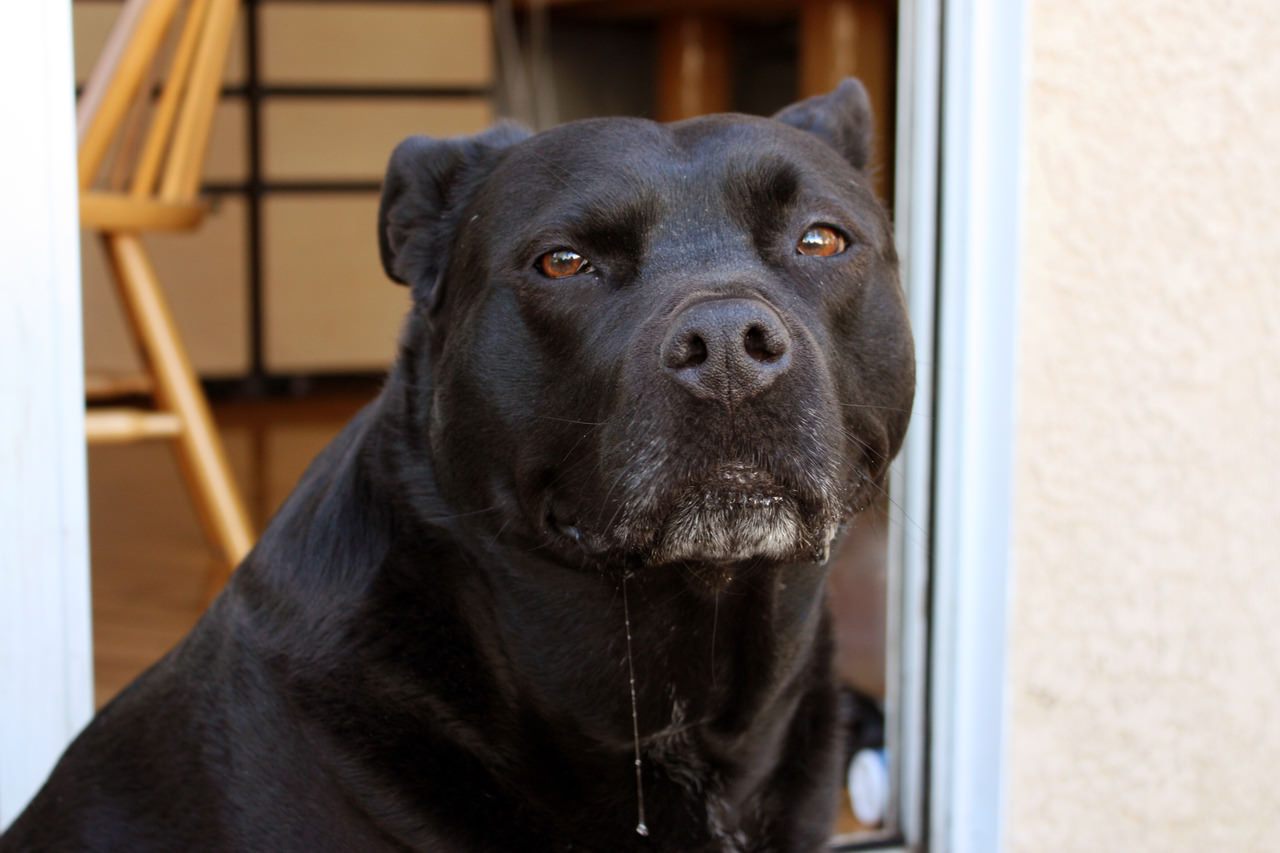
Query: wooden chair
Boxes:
[{"xmin": 78, "ymin": 0, "xmax": 253, "ymax": 567}]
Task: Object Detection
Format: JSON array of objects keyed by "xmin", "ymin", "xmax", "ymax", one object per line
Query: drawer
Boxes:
[
  {"xmin": 263, "ymin": 194, "xmax": 410, "ymax": 372},
  {"xmin": 203, "ymin": 99, "xmax": 249, "ymax": 183},
  {"xmin": 263, "ymin": 97, "xmax": 493, "ymax": 181},
  {"xmin": 259, "ymin": 2, "xmax": 492, "ymax": 87}
]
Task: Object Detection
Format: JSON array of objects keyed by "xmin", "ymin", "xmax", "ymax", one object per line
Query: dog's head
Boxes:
[{"xmin": 379, "ymin": 80, "xmax": 914, "ymax": 575}]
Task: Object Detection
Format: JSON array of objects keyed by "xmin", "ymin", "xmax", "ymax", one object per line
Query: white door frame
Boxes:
[
  {"xmin": 0, "ymin": 0, "xmax": 94, "ymax": 829},
  {"xmin": 926, "ymin": 0, "xmax": 1028, "ymax": 851}
]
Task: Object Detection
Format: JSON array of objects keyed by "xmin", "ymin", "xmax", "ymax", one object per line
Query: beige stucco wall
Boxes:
[{"xmin": 1007, "ymin": 1, "xmax": 1280, "ymax": 850}]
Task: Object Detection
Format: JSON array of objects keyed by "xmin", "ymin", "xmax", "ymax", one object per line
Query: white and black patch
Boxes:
[
  {"xmin": 654, "ymin": 491, "xmax": 804, "ymax": 564},
  {"xmin": 646, "ymin": 698, "xmax": 750, "ymax": 853}
]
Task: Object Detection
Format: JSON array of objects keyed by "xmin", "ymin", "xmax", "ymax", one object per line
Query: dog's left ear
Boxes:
[
  {"xmin": 772, "ymin": 78, "xmax": 874, "ymax": 172},
  {"xmin": 378, "ymin": 122, "xmax": 531, "ymax": 303}
]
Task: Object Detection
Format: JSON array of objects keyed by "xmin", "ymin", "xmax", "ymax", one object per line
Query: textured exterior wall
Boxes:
[{"xmin": 1007, "ymin": 1, "xmax": 1280, "ymax": 850}]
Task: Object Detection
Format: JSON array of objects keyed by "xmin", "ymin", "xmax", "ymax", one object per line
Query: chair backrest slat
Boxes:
[
  {"xmin": 76, "ymin": 0, "xmax": 149, "ymax": 145},
  {"xmin": 77, "ymin": 0, "xmax": 239, "ymax": 205},
  {"xmin": 159, "ymin": 0, "xmax": 237, "ymax": 201},
  {"xmin": 132, "ymin": 0, "xmax": 213, "ymax": 198},
  {"xmin": 105, "ymin": 66, "xmax": 159, "ymax": 192},
  {"xmin": 78, "ymin": 0, "xmax": 181, "ymax": 191}
]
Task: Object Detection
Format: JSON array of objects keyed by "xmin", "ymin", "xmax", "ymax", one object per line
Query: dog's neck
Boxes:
[
  {"xmin": 483, "ymin": 540, "xmax": 831, "ymax": 732},
  {"xmin": 426, "ymin": 528, "xmax": 837, "ymax": 838}
]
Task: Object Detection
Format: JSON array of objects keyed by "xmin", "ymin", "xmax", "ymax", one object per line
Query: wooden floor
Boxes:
[{"xmin": 88, "ymin": 387, "xmax": 879, "ymax": 839}]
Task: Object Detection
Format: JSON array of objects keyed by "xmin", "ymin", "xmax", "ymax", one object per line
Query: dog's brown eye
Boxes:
[
  {"xmin": 538, "ymin": 249, "xmax": 591, "ymax": 278},
  {"xmin": 796, "ymin": 225, "xmax": 846, "ymax": 257}
]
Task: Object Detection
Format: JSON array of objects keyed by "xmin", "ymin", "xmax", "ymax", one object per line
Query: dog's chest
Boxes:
[{"xmin": 642, "ymin": 717, "xmax": 759, "ymax": 853}]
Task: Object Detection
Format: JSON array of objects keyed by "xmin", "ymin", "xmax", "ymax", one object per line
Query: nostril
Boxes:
[
  {"xmin": 685, "ymin": 334, "xmax": 708, "ymax": 367},
  {"xmin": 743, "ymin": 324, "xmax": 785, "ymax": 363},
  {"xmin": 665, "ymin": 331, "xmax": 708, "ymax": 370}
]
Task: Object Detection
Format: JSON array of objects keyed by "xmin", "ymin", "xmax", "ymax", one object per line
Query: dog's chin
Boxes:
[
  {"xmin": 650, "ymin": 493, "xmax": 818, "ymax": 565},
  {"xmin": 598, "ymin": 462, "xmax": 844, "ymax": 567}
]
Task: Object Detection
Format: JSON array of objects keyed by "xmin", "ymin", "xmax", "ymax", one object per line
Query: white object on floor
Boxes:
[{"xmin": 848, "ymin": 748, "xmax": 889, "ymax": 827}]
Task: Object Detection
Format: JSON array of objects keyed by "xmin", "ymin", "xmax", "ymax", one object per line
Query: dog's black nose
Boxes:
[{"xmin": 661, "ymin": 298, "xmax": 792, "ymax": 404}]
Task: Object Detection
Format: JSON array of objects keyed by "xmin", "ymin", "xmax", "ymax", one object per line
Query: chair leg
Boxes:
[{"xmin": 100, "ymin": 232, "xmax": 254, "ymax": 568}]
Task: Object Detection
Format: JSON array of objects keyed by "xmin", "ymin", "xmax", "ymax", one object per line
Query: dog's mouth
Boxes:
[
  {"xmin": 646, "ymin": 462, "xmax": 812, "ymax": 565},
  {"xmin": 548, "ymin": 460, "xmax": 847, "ymax": 568}
]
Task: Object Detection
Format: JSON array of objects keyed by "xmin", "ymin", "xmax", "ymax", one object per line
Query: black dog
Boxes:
[{"xmin": 2, "ymin": 79, "xmax": 913, "ymax": 852}]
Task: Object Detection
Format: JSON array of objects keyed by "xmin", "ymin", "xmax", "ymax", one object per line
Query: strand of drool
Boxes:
[{"xmin": 622, "ymin": 574, "xmax": 649, "ymax": 837}]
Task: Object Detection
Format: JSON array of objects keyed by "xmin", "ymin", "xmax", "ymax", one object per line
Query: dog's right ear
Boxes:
[
  {"xmin": 772, "ymin": 78, "xmax": 874, "ymax": 172},
  {"xmin": 378, "ymin": 123, "xmax": 530, "ymax": 303}
]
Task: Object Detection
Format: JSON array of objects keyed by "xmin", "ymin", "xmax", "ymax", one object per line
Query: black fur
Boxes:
[{"xmin": 1, "ymin": 78, "xmax": 913, "ymax": 852}]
